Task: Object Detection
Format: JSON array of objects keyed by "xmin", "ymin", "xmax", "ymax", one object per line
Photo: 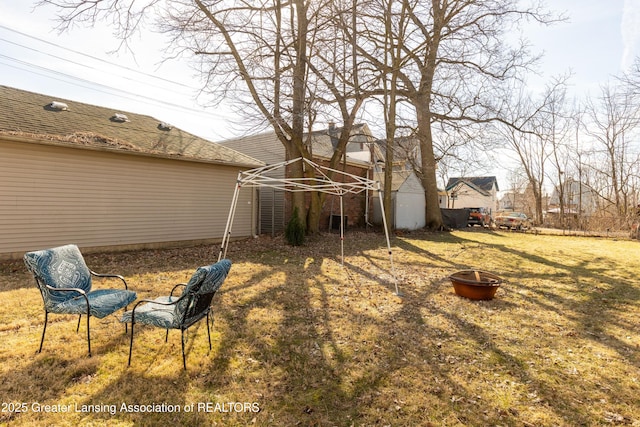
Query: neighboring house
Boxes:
[
  {"xmin": 373, "ymin": 136, "xmax": 421, "ymax": 172},
  {"xmin": 498, "ymin": 191, "xmax": 535, "ymax": 215},
  {"xmin": 445, "ymin": 177, "xmax": 499, "ymax": 215},
  {"xmin": 498, "ymin": 191, "xmax": 519, "ymax": 211},
  {"xmin": 499, "ymin": 183, "xmax": 549, "ymax": 220},
  {"xmin": 547, "ymin": 178, "xmax": 597, "ymax": 217},
  {"xmin": 0, "ymin": 85, "xmax": 262, "ymax": 259},
  {"xmin": 221, "ymin": 123, "xmax": 376, "ymax": 234},
  {"xmin": 372, "ymin": 170, "xmax": 426, "ymax": 230}
]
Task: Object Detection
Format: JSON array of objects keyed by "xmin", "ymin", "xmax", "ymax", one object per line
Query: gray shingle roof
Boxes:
[
  {"xmin": 221, "ymin": 123, "xmax": 373, "ymax": 169},
  {"xmin": 445, "ymin": 176, "xmax": 499, "ymax": 193},
  {"xmin": 308, "ymin": 123, "xmax": 374, "ymax": 157},
  {"xmin": 0, "ymin": 85, "xmax": 262, "ymax": 167}
]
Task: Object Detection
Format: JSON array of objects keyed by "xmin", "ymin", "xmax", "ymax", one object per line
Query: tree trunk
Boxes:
[
  {"xmin": 415, "ymin": 94, "xmax": 444, "ymax": 230},
  {"xmin": 285, "ymin": 141, "xmax": 307, "ymax": 227},
  {"xmin": 290, "ymin": 0, "xmax": 309, "ymax": 231}
]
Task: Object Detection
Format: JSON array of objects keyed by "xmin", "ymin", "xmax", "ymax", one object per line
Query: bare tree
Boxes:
[
  {"xmin": 567, "ymin": 110, "xmax": 590, "ymax": 229},
  {"xmin": 584, "ymin": 82, "xmax": 640, "ymax": 222},
  {"xmin": 502, "ymin": 167, "xmax": 529, "ymax": 212},
  {"xmin": 379, "ymin": 0, "xmax": 406, "ymax": 230},
  {"xmin": 352, "ymin": 0, "xmax": 412, "ymax": 229},
  {"xmin": 39, "ymin": 0, "xmax": 370, "ymax": 233},
  {"xmin": 540, "ymin": 76, "xmax": 574, "ymax": 228},
  {"xmin": 354, "ymin": 0, "xmax": 555, "ymax": 229},
  {"xmin": 492, "ymin": 83, "xmax": 547, "ymax": 224}
]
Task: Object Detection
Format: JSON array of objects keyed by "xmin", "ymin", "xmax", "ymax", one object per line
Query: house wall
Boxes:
[
  {"xmin": 308, "ymin": 159, "xmax": 371, "ymax": 230},
  {"xmin": 452, "ymin": 186, "xmax": 498, "ymax": 215},
  {"xmin": 371, "ymin": 193, "xmax": 385, "ymax": 226},
  {"xmin": 0, "ymin": 138, "xmax": 255, "ymax": 259},
  {"xmin": 548, "ymin": 181, "xmax": 596, "ymax": 215},
  {"xmin": 221, "ymin": 132, "xmax": 373, "ymax": 232},
  {"xmin": 221, "ymin": 132, "xmax": 286, "ymax": 235},
  {"xmin": 439, "ymin": 193, "xmax": 449, "ymax": 208}
]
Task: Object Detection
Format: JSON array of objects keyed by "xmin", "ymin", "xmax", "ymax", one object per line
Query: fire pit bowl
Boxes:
[{"xmin": 448, "ymin": 270, "xmax": 503, "ymax": 300}]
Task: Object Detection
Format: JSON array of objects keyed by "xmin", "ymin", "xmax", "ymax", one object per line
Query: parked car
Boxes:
[
  {"xmin": 466, "ymin": 207, "xmax": 492, "ymax": 227},
  {"xmin": 495, "ymin": 212, "xmax": 532, "ymax": 230}
]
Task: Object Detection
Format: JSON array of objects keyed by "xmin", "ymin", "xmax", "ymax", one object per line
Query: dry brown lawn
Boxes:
[{"xmin": 0, "ymin": 229, "xmax": 639, "ymax": 426}]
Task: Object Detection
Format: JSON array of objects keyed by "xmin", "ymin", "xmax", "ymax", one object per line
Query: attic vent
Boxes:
[
  {"xmin": 111, "ymin": 113, "xmax": 129, "ymax": 122},
  {"xmin": 158, "ymin": 122, "xmax": 172, "ymax": 131},
  {"xmin": 47, "ymin": 101, "xmax": 69, "ymax": 111}
]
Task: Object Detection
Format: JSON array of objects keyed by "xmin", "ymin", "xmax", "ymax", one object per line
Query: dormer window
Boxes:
[{"xmin": 158, "ymin": 122, "xmax": 172, "ymax": 131}]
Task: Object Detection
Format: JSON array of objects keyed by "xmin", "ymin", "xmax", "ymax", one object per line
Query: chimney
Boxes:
[{"xmin": 327, "ymin": 121, "xmax": 339, "ymax": 149}]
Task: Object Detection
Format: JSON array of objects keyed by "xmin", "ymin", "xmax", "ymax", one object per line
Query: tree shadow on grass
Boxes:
[
  {"xmin": 1, "ymin": 231, "xmax": 639, "ymax": 425},
  {"xmin": 457, "ymin": 232, "xmax": 640, "ymax": 369}
]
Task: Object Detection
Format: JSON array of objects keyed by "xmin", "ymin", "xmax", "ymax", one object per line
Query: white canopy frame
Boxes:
[{"xmin": 218, "ymin": 157, "xmax": 400, "ymax": 295}]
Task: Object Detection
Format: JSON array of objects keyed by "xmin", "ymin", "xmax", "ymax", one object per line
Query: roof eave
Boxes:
[
  {"xmin": 1, "ymin": 133, "xmax": 264, "ymax": 169},
  {"xmin": 313, "ymin": 153, "xmax": 371, "ymax": 168}
]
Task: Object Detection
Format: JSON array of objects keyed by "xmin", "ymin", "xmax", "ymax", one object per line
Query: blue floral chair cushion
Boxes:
[
  {"xmin": 121, "ymin": 259, "xmax": 231, "ymax": 328},
  {"xmin": 24, "ymin": 244, "xmax": 137, "ymax": 318},
  {"xmin": 121, "ymin": 259, "xmax": 231, "ymax": 369}
]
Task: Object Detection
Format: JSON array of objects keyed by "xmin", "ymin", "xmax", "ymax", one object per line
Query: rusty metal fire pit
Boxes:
[{"xmin": 448, "ymin": 270, "xmax": 503, "ymax": 300}]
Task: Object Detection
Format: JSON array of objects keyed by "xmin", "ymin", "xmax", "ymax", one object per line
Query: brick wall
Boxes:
[{"xmin": 284, "ymin": 159, "xmax": 371, "ymax": 231}]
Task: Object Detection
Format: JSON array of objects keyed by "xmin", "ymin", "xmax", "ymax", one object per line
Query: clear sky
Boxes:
[
  {"xmin": 0, "ymin": 1, "xmax": 636, "ymax": 144},
  {"xmin": 522, "ymin": 0, "xmax": 628, "ymax": 94}
]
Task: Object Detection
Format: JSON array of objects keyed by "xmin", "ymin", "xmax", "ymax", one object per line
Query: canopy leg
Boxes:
[
  {"xmin": 219, "ymin": 178, "xmax": 242, "ymax": 261},
  {"xmin": 378, "ymin": 188, "xmax": 401, "ymax": 296},
  {"xmin": 340, "ymin": 194, "xmax": 344, "ymax": 266}
]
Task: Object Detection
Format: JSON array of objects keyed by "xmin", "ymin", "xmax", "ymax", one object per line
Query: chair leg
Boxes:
[
  {"xmin": 86, "ymin": 314, "xmax": 91, "ymax": 357},
  {"xmin": 206, "ymin": 311, "xmax": 212, "ymax": 351},
  {"xmin": 122, "ymin": 305, "xmax": 130, "ymax": 334},
  {"xmin": 128, "ymin": 321, "xmax": 135, "ymax": 367},
  {"xmin": 181, "ymin": 330, "xmax": 187, "ymax": 370},
  {"xmin": 38, "ymin": 311, "xmax": 48, "ymax": 353},
  {"xmin": 165, "ymin": 329, "xmax": 169, "ymax": 343},
  {"xmin": 76, "ymin": 315, "xmax": 82, "ymax": 333}
]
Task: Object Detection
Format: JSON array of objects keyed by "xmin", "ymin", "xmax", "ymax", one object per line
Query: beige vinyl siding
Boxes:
[
  {"xmin": 220, "ymin": 131, "xmax": 285, "ymax": 168},
  {"xmin": 0, "ymin": 139, "xmax": 254, "ymax": 258},
  {"xmin": 221, "ymin": 132, "xmax": 287, "ymax": 234}
]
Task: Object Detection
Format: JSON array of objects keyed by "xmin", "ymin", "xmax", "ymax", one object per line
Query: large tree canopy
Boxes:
[{"xmin": 40, "ymin": 0, "xmax": 556, "ymax": 231}]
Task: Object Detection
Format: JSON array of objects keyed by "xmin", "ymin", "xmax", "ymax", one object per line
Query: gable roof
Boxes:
[
  {"xmin": 374, "ymin": 170, "xmax": 423, "ymax": 192},
  {"xmin": 445, "ymin": 176, "xmax": 499, "ymax": 194},
  {"xmin": 221, "ymin": 123, "xmax": 373, "ymax": 168},
  {"xmin": 308, "ymin": 123, "xmax": 375, "ymax": 157},
  {"xmin": 0, "ymin": 85, "xmax": 262, "ymax": 167}
]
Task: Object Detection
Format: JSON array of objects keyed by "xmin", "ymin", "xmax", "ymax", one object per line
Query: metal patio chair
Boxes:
[
  {"xmin": 121, "ymin": 259, "xmax": 231, "ymax": 370},
  {"xmin": 24, "ymin": 244, "xmax": 137, "ymax": 356}
]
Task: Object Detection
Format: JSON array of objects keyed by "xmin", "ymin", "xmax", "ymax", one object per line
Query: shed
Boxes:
[
  {"xmin": 0, "ymin": 85, "xmax": 263, "ymax": 259},
  {"xmin": 372, "ymin": 170, "xmax": 426, "ymax": 230}
]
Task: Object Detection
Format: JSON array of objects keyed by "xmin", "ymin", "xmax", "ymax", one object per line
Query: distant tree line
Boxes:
[{"xmin": 494, "ymin": 63, "xmax": 640, "ymax": 232}]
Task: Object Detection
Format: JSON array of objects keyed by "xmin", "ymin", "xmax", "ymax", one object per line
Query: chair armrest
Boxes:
[
  {"xmin": 127, "ymin": 284, "xmax": 188, "ymax": 321},
  {"xmin": 129, "ymin": 295, "xmax": 183, "ymax": 323},
  {"xmin": 90, "ymin": 270, "xmax": 128, "ymax": 290},
  {"xmin": 43, "ymin": 284, "xmax": 87, "ymax": 296},
  {"xmin": 133, "ymin": 297, "xmax": 180, "ymax": 308},
  {"xmin": 170, "ymin": 283, "xmax": 188, "ymax": 297},
  {"xmin": 43, "ymin": 284, "xmax": 90, "ymax": 313}
]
